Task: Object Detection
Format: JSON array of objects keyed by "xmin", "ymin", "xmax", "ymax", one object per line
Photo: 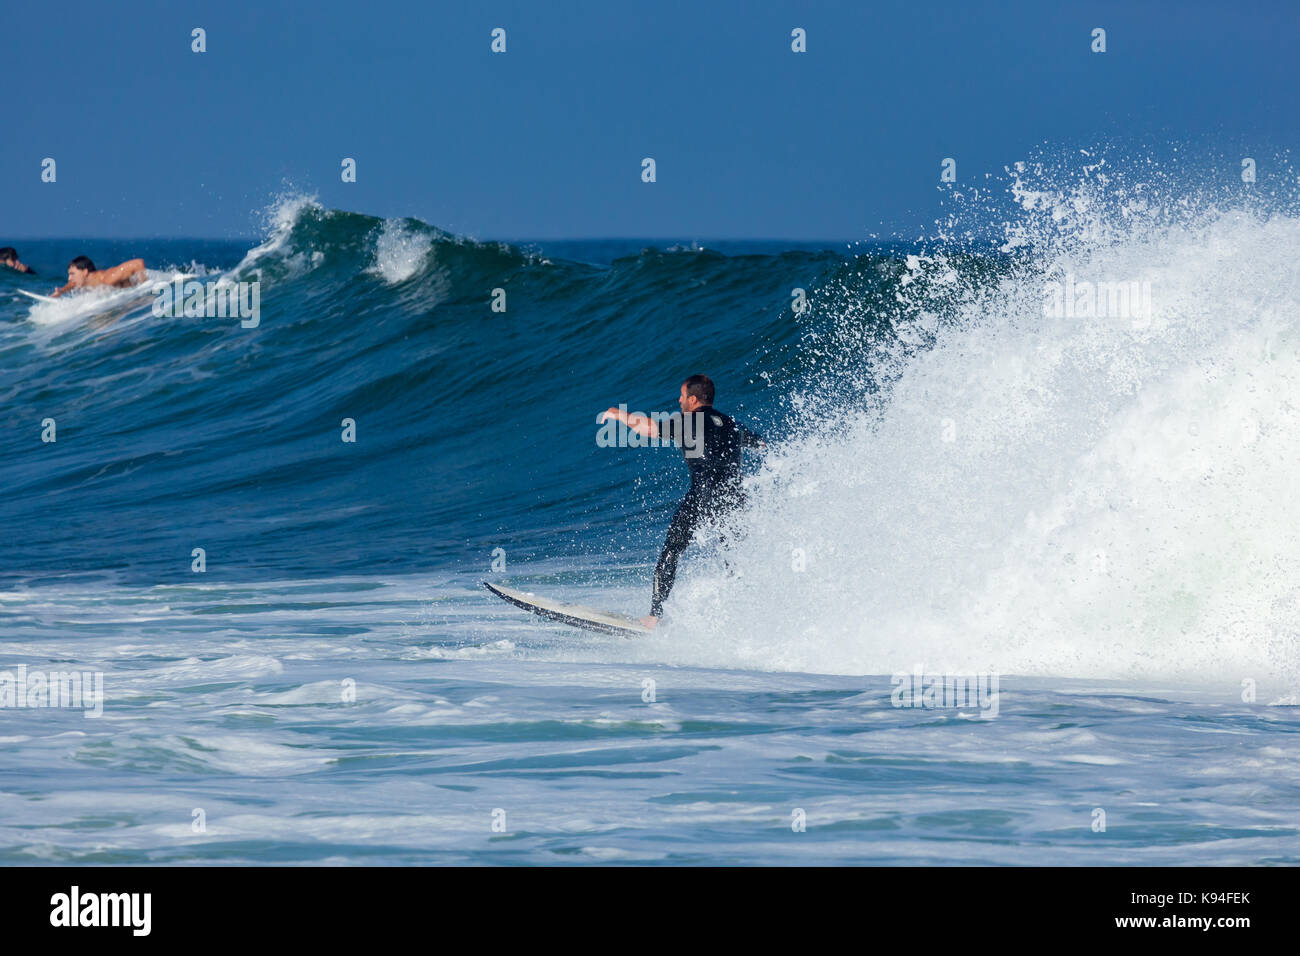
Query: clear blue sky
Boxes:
[{"xmin": 2, "ymin": 0, "xmax": 1295, "ymax": 239}]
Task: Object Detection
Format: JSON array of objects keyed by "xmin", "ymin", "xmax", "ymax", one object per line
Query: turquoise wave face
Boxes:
[{"xmin": 0, "ymin": 207, "xmax": 899, "ymax": 587}]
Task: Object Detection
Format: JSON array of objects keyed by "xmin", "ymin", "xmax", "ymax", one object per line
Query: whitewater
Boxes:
[{"xmin": 1, "ymin": 162, "xmax": 1299, "ymax": 865}]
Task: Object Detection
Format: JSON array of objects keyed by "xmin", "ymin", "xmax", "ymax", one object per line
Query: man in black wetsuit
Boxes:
[{"xmin": 601, "ymin": 374, "xmax": 765, "ymax": 628}]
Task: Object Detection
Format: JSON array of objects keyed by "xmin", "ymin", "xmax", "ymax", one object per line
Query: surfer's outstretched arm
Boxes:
[{"xmin": 600, "ymin": 406, "xmax": 659, "ymax": 439}]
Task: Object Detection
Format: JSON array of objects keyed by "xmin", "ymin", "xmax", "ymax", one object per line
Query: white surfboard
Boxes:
[
  {"xmin": 17, "ymin": 289, "xmax": 58, "ymax": 304},
  {"xmin": 483, "ymin": 581, "xmax": 652, "ymax": 636}
]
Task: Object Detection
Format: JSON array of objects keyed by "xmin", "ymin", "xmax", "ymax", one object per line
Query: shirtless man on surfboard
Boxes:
[
  {"xmin": 601, "ymin": 374, "xmax": 765, "ymax": 628},
  {"xmin": 51, "ymin": 255, "xmax": 147, "ymax": 298}
]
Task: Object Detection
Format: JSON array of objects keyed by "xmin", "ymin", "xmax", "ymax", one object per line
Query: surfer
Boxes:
[
  {"xmin": 601, "ymin": 374, "xmax": 765, "ymax": 628},
  {"xmin": 0, "ymin": 247, "xmax": 36, "ymax": 275},
  {"xmin": 51, "ymin": 256, "xmax": 147, "ymax": 298}
]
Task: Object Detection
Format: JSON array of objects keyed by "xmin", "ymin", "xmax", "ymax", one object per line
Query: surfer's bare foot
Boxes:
[{"xmin": 639, "ymin": 615, "xmax": 659, "ymax": 629}]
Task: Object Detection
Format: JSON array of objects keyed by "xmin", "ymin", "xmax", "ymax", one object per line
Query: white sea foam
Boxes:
[
  {"xmin": 369, "ymin": 219, "xmax": 433, "ymax": 284},
  {"xmin": 229, "ymin": 193, "xmax": 325, "ymax": 280}
]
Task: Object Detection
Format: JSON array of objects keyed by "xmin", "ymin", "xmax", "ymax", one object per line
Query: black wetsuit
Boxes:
[{"xmin": 650, "ymin": 406, "xmax": 764, "ymax": 616}]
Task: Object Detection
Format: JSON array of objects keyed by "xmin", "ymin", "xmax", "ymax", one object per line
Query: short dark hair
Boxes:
[
  {"xmin": 69, "ymin": 256, "xmax": 96, "ymax": 272},
  {"xmin": 0, "ymin": 248, "xmax": 16, "ymax": 261},
  {"xmin": 682, "ymin": 374, "xmax": 715, "ymax": 405}
]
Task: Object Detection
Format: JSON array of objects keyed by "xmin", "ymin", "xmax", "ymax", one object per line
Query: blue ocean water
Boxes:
[{"xmin": 3, "ymin": 178, "xmax": 1300, "ymax": 865}]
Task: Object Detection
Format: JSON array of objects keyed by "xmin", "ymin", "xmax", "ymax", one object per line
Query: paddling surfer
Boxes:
[{"xmin": 52, "ymin": 256, "xmax": 147, "ymax": 298}]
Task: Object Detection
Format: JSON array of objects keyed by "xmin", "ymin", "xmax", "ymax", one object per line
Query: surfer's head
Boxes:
[
  {"xmin": 66, "ymin": 256, "xmax": 96, "ymax": 286},
  {"xmin": 0, "ymin": 248, "xmax": 17, "ymax": 267},
  {"xmin": 679, "ymin": 374, "xmax": 715, "ymax": 413}
]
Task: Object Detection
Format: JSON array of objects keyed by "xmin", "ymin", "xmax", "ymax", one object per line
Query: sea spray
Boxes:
[{"xmin": 667, "ymin": 162, "xmax": 1300, "ymax": 689}]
